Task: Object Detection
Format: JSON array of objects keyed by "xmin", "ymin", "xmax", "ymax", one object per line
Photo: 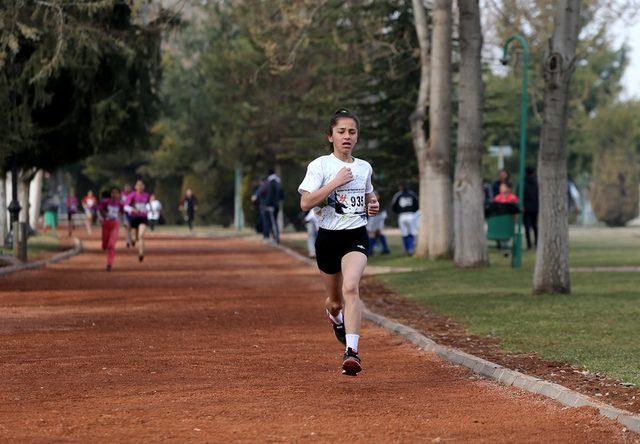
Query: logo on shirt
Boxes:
[
  {"xmin": 327, "ymin": 192, "xmax": 348, "ymax": 214},
  {"xmin": 356, "ymin": 245, "xmax": 365, "ymax": 250}
]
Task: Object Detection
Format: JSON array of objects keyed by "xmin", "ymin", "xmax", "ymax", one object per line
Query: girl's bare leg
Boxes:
[
  {"xmin": 137, "ymin": 224, "xmax": 146, "ymax": 259},
  {"xmin": 340, "ymin": 252, "xmax": 367, "ymax": 335},
  {"xmin": 320, "ymin": 272, "xmax": 343, "ymax": 316}
]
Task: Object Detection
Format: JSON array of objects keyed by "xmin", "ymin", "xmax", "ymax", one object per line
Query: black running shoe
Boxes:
[
  {"xmin": 106, "ymin": 264, "xmax": 112, "ymax": 272},
  {"xmin": 326, "ymin": 310, "xmax": 346, "ymax": 345},
  {"xmin": 138, "ymin": 254, "xmax": 144, "ymax": 263},
  {"xmin": 342, "ymin": 347, "xmax": 362, "ymax": 376}
]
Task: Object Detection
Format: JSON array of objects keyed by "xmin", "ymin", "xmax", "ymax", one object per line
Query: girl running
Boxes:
[
  {"xmin": 124, "ymin": 180, "xmax": 150, "ymax": 262},
  {"xmin": 298, "ymin": 108, "xmax": 379, "ymax": 376},
  {"xmin": 121, "ymin": 184, "xmax": 133, "ymax": 248},
  {"xmin": 66, "ymin": 191, "xmax": 79, "ymax": 237},
  {"xmin": 98, "ymin": 187, "xmax": 124, "ymax": 272},
  {"xmin": 81, "ymin": 190, "xmax": 98, "ymax": 235}
]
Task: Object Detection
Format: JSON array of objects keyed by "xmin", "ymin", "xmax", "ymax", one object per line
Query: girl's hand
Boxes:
[
  {"xmin": 367, "ymin": 197, "xmax": 380, "ymax": 216},
  {"xmin": 332, "ymin": 167, "xmax": 353, "ymax": 187}
]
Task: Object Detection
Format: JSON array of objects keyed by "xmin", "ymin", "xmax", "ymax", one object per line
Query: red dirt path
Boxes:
[{"xmin": 0, "ymin": 234, "xmax": 636, "ymax": 442}]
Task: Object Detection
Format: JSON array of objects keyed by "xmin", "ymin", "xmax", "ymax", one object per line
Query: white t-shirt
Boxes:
[
  {"xmin": 147, "ymin": 200, "xmax": 162, "ymax": 221},
  {"xmin": 298, "ymin": 154, "xmax": 374, "ymax": 230}
]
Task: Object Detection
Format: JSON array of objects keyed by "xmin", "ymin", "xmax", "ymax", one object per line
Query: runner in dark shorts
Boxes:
[
  {"xmin": 298, "ymin": 109, "xmax": 380, "ymax": 376},
  {"xmin": 124, "ymin": 180, "xmax": 150, "ymax": 262}
]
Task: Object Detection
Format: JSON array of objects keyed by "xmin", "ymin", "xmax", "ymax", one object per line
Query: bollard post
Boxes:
[{"xmin": 13, "ymin": 221, "xmax": 27, "ymax": 262}]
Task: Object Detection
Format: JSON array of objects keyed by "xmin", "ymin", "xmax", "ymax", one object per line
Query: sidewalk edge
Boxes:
[{"xmin": 0, "ymin": 237, "xmax": 83, "ymax": 277}]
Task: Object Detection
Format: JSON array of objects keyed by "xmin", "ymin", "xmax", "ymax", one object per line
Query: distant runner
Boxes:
[
  {"xmin": 124, "ymin": 180, "xmax": 150, "ymax": 262},
  {"xmin": 98, "ymin": 187, "xmax": 124, "ymax": 272},
  {"xmin": 121, "ymin": 184, "xmax": 133, "ymax": 248}
]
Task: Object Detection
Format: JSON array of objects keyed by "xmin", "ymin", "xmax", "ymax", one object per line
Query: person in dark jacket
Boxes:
[
  {"xmin": 180, "ymin": 188, "xmax": 198, "ymax": 231},
  {"xmin": 523, "ymin": 166, "xmax": 539, "ymax": 249},
  {"xmin": 258, "ymin": 170, "xmax": 283, "ymax": 243}
]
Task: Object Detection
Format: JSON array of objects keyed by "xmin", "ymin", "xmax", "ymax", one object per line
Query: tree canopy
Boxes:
[{"xmin": 0, "ymin": 1, "xmax": 169, "ymax": 171}]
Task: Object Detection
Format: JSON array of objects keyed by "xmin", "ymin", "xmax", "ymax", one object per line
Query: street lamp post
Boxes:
[{"xmin": 501, "ymin": 34, "xmax": 529, "ymax": 269}]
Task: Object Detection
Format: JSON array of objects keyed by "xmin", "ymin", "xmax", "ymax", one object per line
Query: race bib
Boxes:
[
  {"xmin": 337, "ymin": 192, "xmax": 365, "ymax": 213},
  {"xmin": 107, "ymin": 205, "xmax": 120, "ymax": 220},
  {"xmin": 135, "ymin": 202, "xmax": 147, "ymax": 212}
]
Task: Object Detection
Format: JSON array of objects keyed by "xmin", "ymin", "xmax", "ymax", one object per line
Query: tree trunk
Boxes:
[
  {"xmin": 454, "ymin": 0, "xmax": 488, "ymax": 267},
  {"xmin": 410, "ymin": 0, "xmax": 430, "ymax": 258},
  {"xmin": 29, "ymin": 170, "xmax": 43, "ymax": 232},
  {"xmin": 18, "ymin": 175, "xmax": 29, "ymax": 224},
  {"xmin": 533, "ymin": 0, "xmax": 581, "ymax": 294},
  {"xmin": 19, "ymin": 168, "xmax": 37, "ymax": 229},
  {"xmin": 427, "ymin": 0, "xmax": 453, "ymax": 259}
]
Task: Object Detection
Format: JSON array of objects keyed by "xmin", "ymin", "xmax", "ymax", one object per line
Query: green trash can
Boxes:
[{"xmin": 487, "ymin": 214, "xmax": 515, "ymax": 247}]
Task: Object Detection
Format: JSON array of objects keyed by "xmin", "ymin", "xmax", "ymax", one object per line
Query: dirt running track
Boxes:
[{"xmin": 0, "ymin": 235, "xmax": 635, "ymax": 442}]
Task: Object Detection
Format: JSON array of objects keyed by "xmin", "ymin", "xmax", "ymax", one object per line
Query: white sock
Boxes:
[
  {"xmin": 327, "ymin": 309, "xmax": 343, "ymax": 324},
  {"xmin": 345, "ymin": 334, "xmax": 359, "ymax": 352}
]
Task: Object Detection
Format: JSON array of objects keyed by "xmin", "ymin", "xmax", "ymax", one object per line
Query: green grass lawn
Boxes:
[
  {"xmin": 287, "ymin": 227, "xmax": 640, "ymax": 386},
  {"xmin": 0, "ymin": 233, "xmax": 63, "ymax": 262},
  {"xmin": 26, "ymin": 233, "xmax": 63, "ymax": 260},
  {"xmin": 153, "ymin": 224, "xmax": 255, "ymax": 237},
  {"xmin": 366, "ymin": 226, "xmax": 640, "ymax": 269}
]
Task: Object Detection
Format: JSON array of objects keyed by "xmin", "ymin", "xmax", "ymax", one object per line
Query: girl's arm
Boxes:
[{"xmin": 300, "ymin": 167, "xmax": 352, "ymax": 211}]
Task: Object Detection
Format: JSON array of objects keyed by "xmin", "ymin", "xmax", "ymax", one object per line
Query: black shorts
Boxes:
[
  {"xmin": 315, "ymin": 226, "xmax": 369, "ymax": 275},
  {"xmin": 130, "ymin": 216, "xmax": 148, "ymax": 229}
]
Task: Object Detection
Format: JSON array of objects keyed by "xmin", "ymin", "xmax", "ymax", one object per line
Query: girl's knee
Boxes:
[{"xmin": 342, "ymin": 281, "xmax": 359, "ymax": 299}]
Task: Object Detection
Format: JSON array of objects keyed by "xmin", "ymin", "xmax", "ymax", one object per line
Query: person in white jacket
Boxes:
[{"xmin": 147, "ymin": 194, "xmax": 162, "ymax": 231}]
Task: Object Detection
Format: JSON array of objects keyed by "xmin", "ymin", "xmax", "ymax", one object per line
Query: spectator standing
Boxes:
[
  {"xmin": 391, "ymin": 182, "xmax": 419, "ymax": 256},
  {"xmin": 43, "ymin": 194, "xmax": 60, "ymax": 233},
  {"xmin": 180, "ymin": 188, "xmax": 198, "ymax": 231},
  {"xmin": 491, "ymin": 169, "xmax": 512, "ymax": 199},
  {"xmin": 259, "ymin": 170, "xmax": 283, "ymax": 244},
  {"xmin": 523, "ymin": 166, "xmax": 539, "ymax": 249}
]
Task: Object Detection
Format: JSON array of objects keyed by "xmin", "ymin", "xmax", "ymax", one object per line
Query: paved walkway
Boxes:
[{"xmin": 0, "ymin": 234, "xmax": 631, "ymax": 442}]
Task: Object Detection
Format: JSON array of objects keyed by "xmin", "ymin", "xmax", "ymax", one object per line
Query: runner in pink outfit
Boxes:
[
  {"xmin": 124, "ymin": 180, "xmax": 150, "ymax": 262},
  {"xmin": 98, "ymin": 187, "xmax": 124, "ymax": 272}
]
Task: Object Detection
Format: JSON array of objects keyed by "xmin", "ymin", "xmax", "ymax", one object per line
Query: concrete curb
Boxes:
[
  {"xmin": 0, "ymin": 237, "xmax": 83, "ymax": 277},
  {"xmin": 363, "ymin": 309, "xmax": 640, "ymax": 434},
  {"xmin": 274, "ymin": 240, "xmax": 640, "ymax": 434}
]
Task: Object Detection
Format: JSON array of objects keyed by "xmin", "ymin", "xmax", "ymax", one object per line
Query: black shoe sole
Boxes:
[{"xmin": 342, "ymin": 357, "xmax": 362, "ymax": 376}]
